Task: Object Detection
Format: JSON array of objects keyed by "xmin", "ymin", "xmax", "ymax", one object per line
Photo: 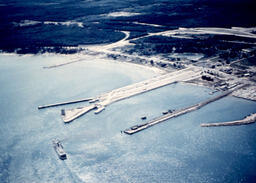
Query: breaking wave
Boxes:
[
  {"xmin": 104, "ymin": 11, "xmax": 141, "ymax": 17},
  {"xmin": 13, "ymin": 20, "xmax": 84, "ymax": 28}
]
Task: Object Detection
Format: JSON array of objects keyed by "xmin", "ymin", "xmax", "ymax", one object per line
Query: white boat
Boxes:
[{"xmin": 94, "ymin": 105, "xmax": 105, "ymax": 114}]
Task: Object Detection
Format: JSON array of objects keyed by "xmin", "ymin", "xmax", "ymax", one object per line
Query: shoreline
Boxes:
[
  {"xmin": 0, "ymin": 52, "xmax": 166, "ymax": 75},
  {"xmin": 1, "ymin": 52, "xmax": 256, "ymax": 102}
]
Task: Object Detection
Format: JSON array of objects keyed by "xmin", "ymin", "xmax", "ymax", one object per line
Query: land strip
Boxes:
[{"xmin": 62, "ymin": 67, "xmax": 201, "ymax": 123}]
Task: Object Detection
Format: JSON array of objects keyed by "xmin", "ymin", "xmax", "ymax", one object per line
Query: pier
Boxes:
[
  {"xmin": 43, "ymin": 58, "xmax": 84, "ymax": 69},
  {"xmin": 201, "ymin": 113, "xmax": 256, "ymax": 127},
  {"xmin": 38, "ymin": 98, "xmax": 93, "ymax": 109},
  {"xmin": 61, "ymin": 67, "xmax": 201, "ymax": 123},
  {"xmin": 124, "ymin": 84, "xmax": 247, "ymax": 135}
]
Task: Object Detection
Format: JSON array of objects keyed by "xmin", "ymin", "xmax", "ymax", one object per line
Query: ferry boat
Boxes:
[{"xmin": 52, "ymin": 139, "xmax": 67, "ymax": 160}]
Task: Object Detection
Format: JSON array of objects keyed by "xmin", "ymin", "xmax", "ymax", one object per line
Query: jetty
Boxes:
[
  {"xmin": 201, "ymin": 113, "xmax": 256, "ymax": 127},
  {"xmin": 61, "ymin": 67, "xmax": 201, "ymax": 123},
  {"xmin": 124, "ymin": 84, "xmax": 247, "ymax": 135},
  {"xmin": 38, "ymin": 98, "xmax": 93, "ymax": 109}
]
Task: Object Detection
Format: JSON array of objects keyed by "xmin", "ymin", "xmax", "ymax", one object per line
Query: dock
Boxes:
[
  {"xmin": 124, "ymin": 84, "xmax": 247, "ymax": 135},
  {"xmin": 61, "ymin": 67, "xmax": 202, "ymax": 123},
  {"xmin": 200, "ymin": 113, "xmax": 256, "ymax": 127},
  {"xmin": 38, "ymin": 98, "xmax": 93, "ymax": 109}
]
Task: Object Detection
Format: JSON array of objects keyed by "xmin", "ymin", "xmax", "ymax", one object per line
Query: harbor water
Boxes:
[{"xmin": 0, "ymin": 54, "xmax": 256, "ymax": 183}]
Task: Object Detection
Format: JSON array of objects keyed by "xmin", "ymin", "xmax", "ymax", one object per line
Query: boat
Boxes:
[
  {"xmin": 94, "ymin": 105, "xmax": 105, "ymax": 114},
  {"xmin": 162, "ymin": 111, "xmax": 168, "ymax": 115},
  {"xmin": 61, "ymin": 109, "xmax": 65, "ymax": 116},
  {"xmin": 52, "ymin": 139, "xmax": 67, "ymax": 160},
  {"xmin": 124, "ymin": 123, "xmax": 149, "ymax": 135},
  {"xmin": 141, "ymin": 116, "xmax": 147, "ymax": 120},
  {"xmin": 89, "ymin": 98, "xmax": 99, "ymax": 103},
  {"xmin": 131, "ymin": 125, "xmax": 139, "ymax": 130}
]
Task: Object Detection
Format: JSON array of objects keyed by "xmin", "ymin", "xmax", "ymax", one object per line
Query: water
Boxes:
[{"xmin": 0, "ymin": 54, "xmax": 256, "ymax": 183}]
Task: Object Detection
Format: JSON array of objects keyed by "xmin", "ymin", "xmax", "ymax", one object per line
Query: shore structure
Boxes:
[
  {"xmin": 123, "ymin": 84, "xmax": 247, "ymax": 135},
  {"xmin": 61, "ymin": 66, "xmax": 201, "ymax": 123},
  {"xmin": 201, "ymin": 113, "xmax": 256, "ymax": 127}
]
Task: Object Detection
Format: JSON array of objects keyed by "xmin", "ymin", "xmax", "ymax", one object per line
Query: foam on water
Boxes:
[{"xmin": 105, "ymin": 11, "xmax": 141, "ymax": 17}]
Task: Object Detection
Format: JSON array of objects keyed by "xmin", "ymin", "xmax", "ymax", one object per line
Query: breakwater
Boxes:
[
  {"xmin": 124, "ymin": 84, "xmax": 247, "ymax": 135},
  {"xmin": 201, "ymin": 113, "xmax": 256, "ymax": 127}
]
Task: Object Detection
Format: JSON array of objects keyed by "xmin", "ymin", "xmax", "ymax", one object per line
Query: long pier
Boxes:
[
  {"xmin": 38, "ymin": 98, "xmax": 93, "ymax": 109},
  {"xmin": 43, "ymin": 58, "xmax": 84, "ymax": 69},
  {"xmin": 123, "ymin": 84, "xmax": 247, "ymax": 135},
  {"xmin": 61, "ymin": 67, "xmax": 201, "ymax": 123},
  {"xmin": 200, "ymin": 113, "xmax": 256, "ymax": 127}
]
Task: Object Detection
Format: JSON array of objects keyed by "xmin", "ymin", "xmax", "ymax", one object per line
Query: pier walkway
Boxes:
[
  {"xmin": 62, "ymin": 67, "xmax": 201, "ymax": 123},
  {"xmin": 124, "ymin": 84, "xmax": 247, "ymax": 135}
]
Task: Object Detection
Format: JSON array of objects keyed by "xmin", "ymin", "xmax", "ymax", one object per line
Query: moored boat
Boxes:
[
  {"xmin": 162, "ymin": 111, "xmax": 168, "ymax": 115},
  {"xmin": 141, "ymin": 116, "xmax": 147, "ymax": 120}
]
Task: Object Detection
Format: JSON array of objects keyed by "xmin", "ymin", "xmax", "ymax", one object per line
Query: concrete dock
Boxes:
[
  {"xmin": 201, "ymin": 113, "xmax": 256, "ymax": 127},
  {"xmin": 124, "ymin": 84, "xmax": 247, "ymax": 135},
  {"xmin": 62, "ymin": 104, "xmax": 97, "ymax": 123},
  {"xmin": 61, "ymin": 67, "xmax": 202, "ymax": 123}
]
